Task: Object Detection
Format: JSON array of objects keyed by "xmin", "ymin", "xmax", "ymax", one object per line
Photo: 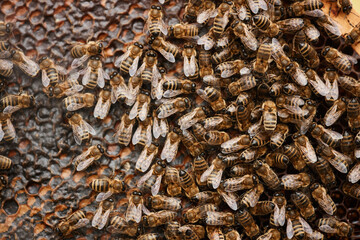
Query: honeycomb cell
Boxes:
[
  {"xmin": 3, "ymin": 198, "xmax": 19, "ymax": 215},
  {"xmin": 25, "ymin": 181, "xmax": 40, "ymax": 195}
]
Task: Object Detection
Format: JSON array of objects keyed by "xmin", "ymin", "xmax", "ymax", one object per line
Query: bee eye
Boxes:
[
  {"xmin": 157, "ymin": 6, "xmax": 161, "ymax": 10},
  {"xmin": 99, "ymin": 43, "xmax": 103, "ymax": 48},
  {"xmin": 151, "ymin": 5, "xmax": 156, "ymax": 9}
]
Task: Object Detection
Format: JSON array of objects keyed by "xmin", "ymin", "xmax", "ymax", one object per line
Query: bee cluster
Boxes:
[{"xmin": 1, "ymin": 0, "xmax": 360, "ymax": 239}]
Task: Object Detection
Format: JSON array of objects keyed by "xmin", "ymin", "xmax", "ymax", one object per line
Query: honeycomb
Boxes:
[{"xmin": 0, "ymin": 0, "xmax": 359, "ymax": 239}]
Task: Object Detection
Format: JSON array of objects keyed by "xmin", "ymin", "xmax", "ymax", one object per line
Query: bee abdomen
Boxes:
[{"xmin": 90, "ymin": 179, "xmax": 110, "ymax": 192}]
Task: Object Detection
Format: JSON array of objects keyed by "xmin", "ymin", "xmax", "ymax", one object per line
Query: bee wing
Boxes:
[
  {"xmin": 132, "ymin": 124, "xmax": 142, "ymax": 145},
  {"xmin": 157, "ymin": 101, "xmax": 177, "ymax": 119},
  {"xmin": 96, "ymin": 191, "xmax": 113, "ymax": 202},
  {"xmin": 324, "ymin": 104, "xmax": 343, "ymax": 127},
  {"xmin": 197, "ymin": 32, "xmax": 215, "ymax": 50},
  {"xmin": 66, "ymin": 102, "xmax": 86, "ymax": 111},
  {"xmin": 286, "ymin": 218, "xmax": 294, "ymax": 239},
  {"xmin": 189, "ymin": 55, "xmax": 197, "ymax": 76},
  {"xmin": 200, "ymin": 164, "xmax": 214, "ymax": 182},
  {"xmin": 163, "ymin": 90, "xmax": 182, "ymax": 98},
  {"xmin": 319, "ymin": 224, "xmax": 337, "ymax": 233},
  {"xmin": 197, "ymin": 89, "xmax": 211, "ymax": 102},
  {"xmin": 76, "ymin": 156, "xmax": 95, "ymax": 171},
  {"xmin": 56, "ymin": 65, "xmax": 67, "ymax": 75},
  {"xmin": 304, "ymin": 9, "xmax": 324, "ymax": 17},
  {"xmin": 0, "ymin": 123, "xmax": 4, "ymax": 141},
  {"xmin": 152, "ymin": 65, "xmax": 161, "ymax": 88},
  {"xmin": 183, "ymin": 56, "xmax": 191, "ymax": 77},
  {"xmin": 115, "ymin": 49, "xmax": 131, "ymax": 67},
  {"xmin": 247, "ymin": 0, "xmax": 259, "ymax": 14},
  {"xmin": 329, "ymin": 150, "xmax": 349, "ymax": 173},
  {"xmin": 211, "ymin": 169, "xmax": 223, "ymax": 189},
  {"xmin": 161, "ymin": 136, "xmax": 179, "ymax": 162},
  {"xmin": 197, "ymin": 9, "xmax": 212, "ymax": 24},
  {"xmin": 238, "ymin": 5, "xmax": 248, "ymax": 20},
  {"xmin": 302, "ymin": 139, "xmax": 317, "ymax": 163},
  {"xmin": 83, "ymin": 120, "xmax": 96, "ymax": 135},
  {"xmin": 139, "ymin": 101, "xmax": 149, "ymax": 121},
  {"xmin": 151, "ymin": 175, "xmax": 163, "ymax": 196},
  {"xmin": 241, "ymin": 29, "xmax": 258, "ymax": 51},
  {"xmin": 221, "ymin": 11, "xmax": 230, "ymax": 29},
  {"xmin": 159, "ymin": 48, "xmax": 175, "ymax": 63},
  {"xmin": 126, "ymin": 201, "xmax": 142, "ymax": 223},
  {"xmin": 127, "ymin": 55, "xmax": 140, "ymax": 76},
  {"xmin": 3, "ymin": 105, "xmax": 21, "ymax": 114},
  {"xmin": 72, "ymin": 54, "xmax": 89, "ymax": 69},
  {"xmin": 271, "ymin": 38, "xmax": 285, "ymax": 61},
  {"xmin": 98, "ymin": 208, "xmax": 112, "ymax": 230},
  {"xmin": 92, "ymin": 205, "xmax": 103, "ymax": 228},
  {"xmin": 178, "ymin": 110, "xmax": 198, "ymax": 130},
  {"xmin": 322, "ymin": 21, "xmax": 341, "ymax": 37},
  {"xmin": 129, "ymin": 100, "xmax": 139, "ymax": 120},
  {"xmin": 82, "ymin": 67, "xmax": 91, "ymax": 85},
  {"xmin": 146, "ymin": 123, "xmax": 152, "ymax": 147},
  {"xmin": 258, "ymin": 0, "xmax": 268, "ymax": 11},
  {"xmin": 293, "ymin": 68, "xmax": 308, "ymax": 86},
  {"xmin": 257, "ymin": 233, "xmax": 272, "ymax": 240},
  {"xmin": 348, "ymin": 163, "xmax": 360, "ymax": 183},
  {"xmin": 137, "ymin": 169, "xmax": 154, "ymax": 188},
  {"xmin": 136, "ymin": 147, "xmax": 152, "ymax": 172},
  {"xmin": 0, "ymin": 59, "xmax": 13, "ymax": 70},
  {"xmin": 65, "ymin": 85, "xmax": 84, "ymax": 96},
  {"xmin": 17, "ymin": 56, "xmax": 40, "ymax": 77},
  {"xmin": 73, "ymin": 218, "xmax": 89, "ymax": 229},
  {"xmin": 94, "ymin": 98, "xmax": 111, "ymax": 119},
  {"xmin": 318, "ymin": 191, "xmax": 335, "ymax": 215},
  {"xmin": 204, "ymin": 118, "xmax": 224, "ymax": 130},
  {"xmin": 323, "ymin": 128, "xmax": 343, "ymax": 140},
  {"xmin": 299, "ymin": 217, "xmax": 313, "ymax": 234},
  {"xmin": 325, "ymin": 79, "xmax": 338, "ymax": 101},
  {"xmin": 159, "ymin": 18, "xmax": 168, "ymax": 35},
  {"xmin": 205, "ymin": 211, "xmax": 223, "ymax": 225},
  {"xmin": 153, "ymin": 117, "xmax": 161, "ymax": 139},
  {"xmin": 309, "ymin": 75, "xmax": 329, "ymax": 96},
  {"xmin": 97, "ymin": 68, "xmax": 106, "ymax": 88},
  {"xmin": 219, "ymin": 191, "xmax": 238, "ymax": 210},
  {"xmin": 160, "ymin": 119, "xmax": 168, "ymax": 137},
  {"xmin": 304, "ymin": 25, "xmax": 320, "ymax": 41},
  {"xmin": 341, "ymin": 52, "xmax": 358, "ymax": 65},
  {"xmin": 274, "ymin": 204, "xmax": 285, "ymax": 226}
]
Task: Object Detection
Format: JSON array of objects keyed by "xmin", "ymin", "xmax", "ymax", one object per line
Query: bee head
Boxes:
[
  {"xmin": 321, "ymin": 47, "xmax": 330, "ymax": 56},
  {"xmin": 97, "ymin": 144, "xmax": 104, "ymax": 153},
  {"xmin": 0, "ymin": 175, "xmax": 7, "ymax": 186}
]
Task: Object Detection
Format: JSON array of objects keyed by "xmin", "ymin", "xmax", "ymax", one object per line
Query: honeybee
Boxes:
[
  {"xmin": 253, "ymin": 15, "xmax": 280, "ymax": 38},
  {"xmin": 249, "ymin": 201, "xmax": 275, "ymax": 215},
  {"xmin": 200, "ymin": 156, "xmax": 226, "ymax": 189},
  {"xmin": 181, "ymin": 129, "xmax": 205, "ymax": 157},
  {"xmin": 253, "ymin": 43, "xmax": 272, "ymax": 75},
  {"xmin": 198, "ymin": 48, "xmax": 215, "ymax": 80},
  {"xmin": 322, "ymin": 47, "xmax": 357, "ymax": 74},
  {"xmin": 323, "ymin": 98, "xmax": 346, "ymax": 127},
  {"xmin": 316, "ymin": 14, "xmax": 341, "ymax": 41},
  {"xmin": 70, "ymin": 40, "xmax": 103, "ymax": 68},
  {"xmin": 162, "ymin": 77, "xmax": 196, "ymax": 98},
  {"xmin": 277, "ymin": 18, "xmax": 305, "ymax": 33},
  {"xmin": 0, "ymin": 21, "xmax": 13, "ymax": 38},
  {"xmin": 293, "ymin": 134, "xmax": 317, "ymax": 164},
  {"xmin": 144, "ymin": 5, "xmax": 168, "ymax": 36},
  {"xmin": 137, "ymin": 160, "xmax": 166, "ymax": 196},
  {"xmin": 231, "ymin": 20, "xmax": 258, "ymax": 51},
  {"xmin": 344, "ymin": 23, "xmax": 360, "ymax": 45},
  {"xmin": 197, "ymin": 86, "xmax": 226, "ymax": 112},
  {"xmin": 149, "ymin": 36, "xmax": 179, "ymax": 63},
  {"xmin": 291, "ymin": 192, "xmax": 315, "ymax": 221},
  {"xmin": 348, "ymin": 161, "xmax": 360, "ymax": 183},
  {"xmin": 114, "ymin": 42, "xmax": 143, "ymax": 76},
  {"xmin": 240, "ymin": 183, "xmax": 264, "ymax": 208},
  {"xmin": 310, "ymin": 183, "xmax": 336, "ymax": 215},
  {"xmin": 136, "ymin": 50, "xmax": 161, "ymax": 88},
  {"xmin": 156, "ymin": 97, "xmax": 191, "ymax": 119},
  {"xmin": 265, "ymin": 152, "xmax": 289, "ymax": 169},
  {"xmin": 168, "ymin": 23, "xmax": 198, "ymax": 39},
  {"xmin": 161, "ymin": 130, "xmax": 181, "ymax": 162},
  {"xmin": 92, "ymin": 198, "xmax": 114, "ymax": 230},
  {"xmin": 129, "ymin": 91, "xmax": 151, "ymax": 121},
  {"xmin": 55, "ymin": 210, "xmax": 89, "ymax": 237},
  {"xmin": 281, "ymin": 173, "xmax": 311, "ymax": 190},
  {"xmin": 192, "ymin": 154, "xmax": 210, "ymax": 186},
  {"xmin": 165, "ymin": 221, "xmax": 181, "ymax": 240},
  {"xmin": 270, "ymin": 124, "xmax": 288, "ymax": 149},
  {"xmin": 228, "ymin": 75, "xmax": 258, "ymax": 96},
  {"xmin": 0, "ymin": 113, "xmax": 15, "ymax": 142},
  {"xmin": 191, "ymin": 191, "xmax": 222, "ymax": 206},
  {"xmin": 93, "ymin": 87, "xmax": 111, "ymax": 119},
  {"xmin": 183, "ymin": 204, "xmax": 217, "ymax": 223},
  {"xmin": 305, "ymin": 69, "xmax": 329, "ymax": 97},
  {"xmin": 197, "ymin": 29, "xmax": 216, "ymax": 51},
  {"xmin": 317, "ymin": 217, "xmax": 353, "ymax": 237},
  {"xmin": 153, "ymin": 114, "xmax": 168, "ymax": 139},
  {"xmin": 310, "ymin": 121, "xmax": 342, "ymax": 147},
  {"xmin": 90, "ymin": 177, "xmax": 126, "ymax": 202},
  {"xmin": 205, "ymin": 211, "xmax": 235, "ymax": 226},
  {"xmin": 63, "ymin": 93, "xmax": 95, "ymax": 111},
  {"xmin": 338, "ymin": 76, "xmax": 360, "ymax": 97},
  {"xmin": 179, "ymin": 169, "xmax": 199, "ymax": 198},
  {"xmin": 223, "ymin": 175, "xmax": 257, "ymax": 192},
  {"xmin": 132, "ymin": 117, "xmax": 153, "ymax": 147},
  {"xmin": 66, "ymin": 112, "xmax": 96, "ymax": 145},
  {"xmin": 147, "ymin": 195, "xmax": 181, "ymax": 211},
  {"xmin": 138, "ymin": 233, "xmax": 160, "ymax": 240},
  {"xmin": 74, "ymin": 144, "xmax": 104, "ymax": 171},
  {"xmin": 107, "ymin": 216, "xmax": 139, "ymax": 236},
  {"xmin": 236, "ymin": 208, "xmax": 260, "ymax": 237},
  {"xmin": 342, "ymin": 181, "xmax": 360, "ymax": 199},
  {"xmin": 257, "ymin": 228, "xmax": 281, "ymax": 240},
  {"xmin": 136, "ymin": 143, "xmax": 159, "ymax": 172},
  {"xmin": 286, "ymin": 207, "xmax": 313, "ymax": 240},
  {"xmin": 46, "ymin": 74, "xmax": 84, "ymax": 98},
  {"xmin": 221, "ymin": 134, "xmax": 251, "ymax": 154},
  {"xmin": 143, "ymin": 210, "xmax": 177, "ymax": 227},
  {"xmin": 212, "ymin": 41, "xmax": 242, "ymax": 64},
  {"xmin": 253, "ymin": 160, "xmax": 281, "ymax": 190},
  {"xmin": 317, "ymin": 145, "xmax": 351, "ymax": 173},
  {"xmin": 204, "ymin": 130, "xmax": 230, "ymax": 146},
  {"xmin": 38, "ymin": 56, "xmax": 67, "ymax": 87},
  {"xmin": 272, "ymin": 38, "xmax": 307, "ymax": 86},
  {"xmin": 182, "ymin": 43, "xmax": 198, "ymax": 79},
  {"xmin": 271, "ymin": 192, "xmax": 286, "ymax": 227},
  {"xmin": 126, "ymin": 76, "xmax": 143, "ymax": 106},
  {"xmin": 216, "ymin": 60, "xmax": 249, "ymax": 78},
  {"xmin": 261, "ymin": 100, "xmax": 277, "ymax": 131},
  {"xmin": 287, "ymin": 0, "xmax": 324, "ymax": 17},
  {"xmin": 0, "ymin": 175, "xmax": 7, "ymax": 190},
  {"xmin": 82, "ymin": 55, "xmax": 109, "ymax": 89},
  {"xmin": 211, "ymin": 2, "xmax": 232, "ymax": 38},
  {"xmin": 178, "ymin": 107, "xmax": 208, "ymax": 131},
  {"xmin": 9, "ymin": 49, "xmax": 39, "ymax": 77},
  {"xmin": 164, "ymin": 166, "xmax": 182, "ymax": 197},
  {"xmin": 179, "ymin": 224, "xmax": 205, "ymax": 240},
  {"xmin": 0, "ymin": 92, "xmax": 34, "ymax": 114},
  {"xmin": 312, "ymin": 157, "xmax": 336, "ymax": 188},
  {"xmin": 125, "ymin": 190, "xmax": 149, "ymax": 223},
  {"xmin": 114, "ymin": 113, "xmax": 135, "ymax": 146},
  {"xmin": 337, "ymin": 0, "xmax": 352, "ymax": 14},
  {"xmin": 183, "ymin": 0, "xmax": 202, "ymax": 22},
  {"xmin": 229, "ymin": 164, "xmax": 253, "ymax": 177},
  {"xmin": 298, "ymin": 42, "xmax": 320, "ymax": 68}
]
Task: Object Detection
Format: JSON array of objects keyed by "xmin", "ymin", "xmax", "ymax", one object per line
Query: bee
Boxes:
[
  {"xmin": 197, "ymin": 29, "xmax": 216, "ymax": 51},
  {"xmin": 250, "ymin": 130, "xmax": 269, "ymax": 147},
  {"xmin": 323, "ymin": 98, "xmax": 346, "ymax": 127},
  {"xmin": 182, "ymin": 43, "xmax": 198, "ymax": 79},
  {"xmin": 107, "ymin": 216, "xmax": 139, "ymax": 236},
  {"xmin": 298, "ymin": 42, "xmax": 320, "ymax": 68},
  {"xmin": 192, "ymin": 154, "xmax": 210, "ymax": 186},
  {"xmin": 257, "ymin": 229, "xmax": 281, "ymax": 240},
  {"xmin": 137, "ymin": 160, "xmax": 166, "ymax": 196},
  {"xmin": 125, "ymin": 190, "xmax": 149, "ymax": 224},
  {"xmin": 286, "ymin": 207, "xmax": 313, "ymax": 240},
  {"xmin": 148, "ymin": 195, "xmax": 181, "ymax": 211},
  {"xmin": 38, "ymin": 56, "xmax": 67, "ymax": 87},
  {"xmin": 132, "ymin": 117, "xmax": 153, "ymax": 147},
  {"xmin": 55, "ymin": 210, "xmax": 89, "ymax": 237},
  {"xmin": 348, "ymin": 161, "xmax": 360, "ymax": 183},
  {"xmin": 316, "ymin": 14, "xmax": 341, "ymax": 41},
  {"xmin": 240, "ymin": 183, "xmax": 264, "ymax": 208},
  {"xmin": 205, "ymin": 211, "xmax": 235, "ymax": 226},
  {"xmin": 341, "ymin": 131, "xmax": 354, "ymax": 156},
  {"xmin": 197, "ymin": 86, "xmax": 226, "ymax": 112},
  {"xmin": 0, "ymin": 21, "xmax": 13, "ymax": 37},
  {"xmin": 305, "ymin": 68, "xmax": 330, "ymax": 97},
  {"xmin": 0, "ymin": 113, "xmax": 15, "ymax": 142},
  {"xmin": 0, "ymin": 155, "xmax": 11, "ymax": 170},
  {"xmin": 136, "ymin": 50, "xmax": 161, "ymax": 88},
  {"xmin": 93, "ymin": 87, "xmax": 111, "ymax": 119},
  {"xmin": 211, "ymin": 1, "xmax": 232, "ymax": 38},
  {"xmin": 281, "ymin": 173, "xmax": 311, "ymax": 190},
  {"xmin": 135, "ymin": 143, "xmax": 159, "ymax": 173},
  {"xmin": 253, "ymin": 15, "xmax": 280, "ymax": 38},
  {"xmin": 222, "ymin": 175, "xmax": 256, "ymax": 193},
  {"xmin": 337, "ymin": 0, "xmax": 352, "ymax": 14},
  {"xmin": 178, "ymin": 107, "xmax": 208, "ymax": 131},
  {"xmin": 271, "ymin": 192, "xmax": 286, "ymax": 227},
  {"xmin": 179, "ymin": 169, "xmax": 199, "ymax": 198},
  {"xmin": 270, "ymin": 124, "xmax": 289, "ymax": 149},
  {"xmin": 323, "ymin": 47, "xmax": 357, "ymax": 74},
  {"xmin": 211, "ymin": 41, "xmax": 242, "ymax": 64},
  {"xmin": 126, "ymin": 75, "xmax": 143, "ymax": 106},
  {"xmin": 200, "ymin": 156, "xmax": 227, "ymax": 189},
  {"xmin": 129, "ymin": 91, "xmax": 151, "ymax": 121},
  {"xmin": 221, "ymin": 134, "xmax": 251, "ymax": 154},
  {"xmin": 344, "ymin": 23, "xmax": 360, "ymax": 45},
  {"xmin": 144, "ymin": 5, "xmax": 168, "ymax": 36},
  {"xmin": 198, "ymin": 47, "xmax": 214, "ymax": 79},
  {"xmin": 156, "ymin": 97, "xmax": 191, "ymax": 119},
  {"xmin": 149, "ymin": 36, "xmax": 179, "ymax": 64},
  {"xmin": 231, "ymin": 20, "xmax": 258, "ymax": 51},
  {"xmin": 303, "ymin": 19, "xmax": 320, "ymax": 43},
  {"xmin": 228, "ymin": 75, "xmax": 258, "ymax": 96},
  {"xmin": 310, "ymin": 183, "xmax": 336, "ymax": 216},
  {"xmin": 287, "ymin": 0, "xmax": 324, "ymax": 17},
  {"xmin": 216, "ymin": 60, "xmax": 250, "ymax": 79},
  {"xmin": 253, "ymin": 42, "xmax": 272, "ymax": 75},
  {"xmin": 9, "ymin": 50, "xmax": 39, "ymax": 77},
  {"xmin": 309, "ymin": 122, "xmax": 343, "ymax": 148},
  {"xmin": 181, "ymin": 129, "xmax": 205, "ymax": 157},
  {"xmin": 249, "ymin": 201, "xmax": 275, "ymax": 216},
  {"xmin": 66, "ymin": 112, "xmax": 96, "ymax": 145},
  {"xmin": 138, "ymin": 233, "xmax": 160, "ymax": 240},
  {"xmin": 204, "ymin": 130, "xmax": 230, "ymax": 146},
  {"xmin": 164, "ymin": 166, "xmax": 182, "ymax": 197},
  {"xmin": 168, "ymin": 23, "xmax": 198, "ymax": 39},
  {"xmin": 115, "ymin": 113, "xmax": 135, "ymax": 146},
  {"xmin": 63, "ymin": 93, "xmax": 95, "ymax": 111},
  {"xmin": 0, "ymin": 175, "xmax": 7, "ymax": 190},
  {"xmin": 339, "ymin": 75, "xmax": 360, "ymax": 96},
  {"xmin": 313, "ymin": 156, "xmax": 336, "ymax": 188},
  {"xmin": 179, "ymin": 224, "xmax": 205, "ymax": 240},
  {"xmin": 197, "ymin": 0, "xmax": 217, "ymax": 24},
  {"xmin": 162, "ymin": 77, "xmax": 196, "ymax": 99},
  {"xmin": 272, "ymin": 38, "xmax": 307, "ymax": 86},
  {"xmin": 92, "ymin": 198, "xmax": 114, "ymax": 230},
  {"xmin": 143, "ymin": 210, "xmax": 177, "ymax": 227},
  {"xmin": 153, "ymin": 114, "xmax": 168, "ymax": 139},
  {"xmin": 239, "ymin": 146, "xmax": 267, "ymax": 162},
  {"xmin": 73, "ymin": 144, "xmax": 104, "ymax": 171},
  {"xmin": 261, "ymin": 100, "xmax": 277, "ymax": 131},
  {"xmin": 317, "ymin": 217, "xmax": 353, "ymax": 237},
  {"xmin": 183, "ymin": 204, "xmax": 217, "ymax": 223},
  {"xmin": 291, "ymin": 192, "xmax": 315, "ymax": 222},
  {"xmin": 317, "ymin": 145, "xmax": 351, "ymax": 174},
  {"xmin": 265, "ymin": 152, "xmax": 289, "ymax": 169},
  {"xmin": 46, "ymin": 74, "xmax": 84, "ymax": 98},
  {"xmin": 0, "ymin": 92, "xmax": 34, "ymax": 114},
  {"xmin": 161, "ymin": 129, "xmax": 181, "ymax": 162},
  {"xmin": 90, "ymin": 177, "xmax": 126, "ymax": 202},
  {"xmin": 229, "ymin": 164, "xmax": 253, "ymax": 177},
  {"xmin": 293, "ymin": 134, "xmax": 317, "ymax": 164},
  {"xmin": 342, "ymin": 182, "xmax": 360, "ymax": 199},
  {"xmin": 191, "ymin": 191, "xmax": 222, "ymax": 205},
  {"xmin": 82, "ymin": 55, "xmax": 109, "ymax": 89},
  {"xmin": 322, "ymin": 68, "xmax": 339, "ymax": 102},
  {"xmin": 277, "ymin": 18, "xmax": 305, "ymax": 34},
  {"xmin": 236, "ymin": 208, "xmax": 260, "ymax": 237},
  {"xmin": 114, "ymin": 42, "xmax": 143, "ymax": 76},
  {"xmin": 253, "ymin": 160, "xmax": 281, "ymax": 190},
  {"xmin": 70, "ymin": 40, "xmax": 103, "ymax": 68},
  {"xmin": 183, "ymin": 0, "xmax": 202, "ymax": 22},
  {"xmin": 165, "ymin": 221, "xmax": 181, "ymax": 240}
]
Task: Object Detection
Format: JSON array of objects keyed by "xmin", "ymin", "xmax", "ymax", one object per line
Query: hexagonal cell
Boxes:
[{"xmin": 3, "ymin": 198, "xmax": 19, "ymax": 215}]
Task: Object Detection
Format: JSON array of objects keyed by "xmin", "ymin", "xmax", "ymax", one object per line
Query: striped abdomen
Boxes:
[
  {"xmin": 86, "ymin": 69, "xmax": 98, "ymax": 89},
  {"xmin": 71, "ymin": 45, "xmax": 86, "ymax": 58},
  {"xmin": 90, "ymin": 179, "xmax": 110, "ymax": 192},
  {"xmin": 0, "ymin": 155, "xmax": 11, "ymax": 169},
  {"xmin": 120, "ymin": 56, "xmax": 134, "ymax": 74},
  {"xmin": 141, "ymin": 67, "xmax": 153, "ymax": 82},
  {"xmin": 46, "ymin": 67, "xmax": 59, "ymax": 86}
]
